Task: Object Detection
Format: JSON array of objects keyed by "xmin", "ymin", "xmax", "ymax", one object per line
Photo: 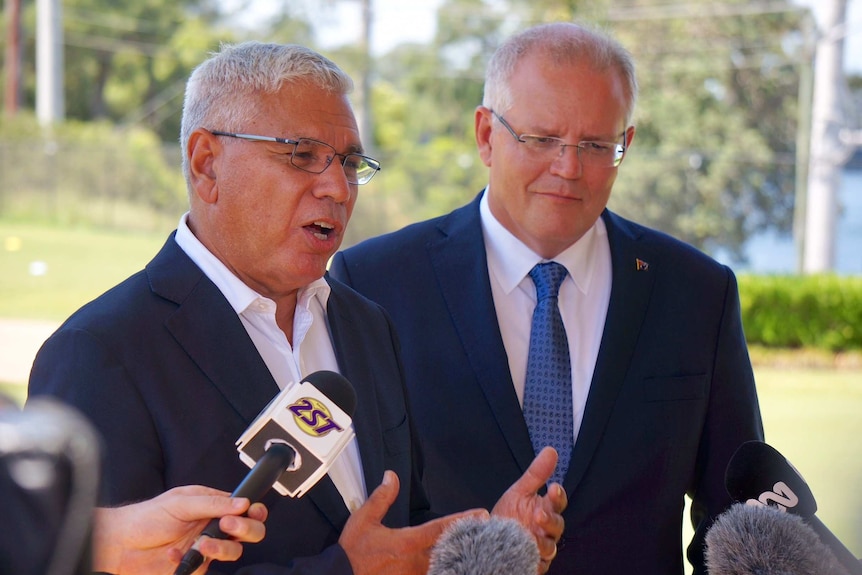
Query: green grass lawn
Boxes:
[{"xmin": 1, "ymin": 220, "xmax": 169, "ymax": 320}]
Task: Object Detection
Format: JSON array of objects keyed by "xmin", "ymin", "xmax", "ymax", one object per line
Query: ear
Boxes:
[
  {"xmin": 475, "ymin": 106, "xmax": 494, "ymax": 168},
  {"xmin": 187, "ymin": 128, "xmax": 220, "ymax": 204},
  {"xmin": 624, "ymin": 124, "xmax": 636, "ymax": 149}
]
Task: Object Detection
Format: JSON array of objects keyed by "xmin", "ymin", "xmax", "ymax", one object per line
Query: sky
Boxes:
[{"xmin": 235, "ymin": 0, "xmax": 861, "ymax": 73}]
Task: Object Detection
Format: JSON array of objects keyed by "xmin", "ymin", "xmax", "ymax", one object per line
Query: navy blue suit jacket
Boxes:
[
  {"xmin": 329, "ymin": 192, "xmax": 764, "ymax": 575},
  {"xmin": 28, "ymin": 234, "xmax": 432, "ymax": 575}
]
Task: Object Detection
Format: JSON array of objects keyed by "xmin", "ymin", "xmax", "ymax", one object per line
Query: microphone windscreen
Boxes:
[
  {"xmin": 706, "ymin": 503, "xmax": 850, "ymax": 575},
  {"xmin": 427, "ymin": 516, "xmax": 539, "ymax": 575},
  {"xmin": 725, "ymin": 441, "xmax": 817, "ymax": 517},
  {"xmin": 302, "ymin": 370, "xmax": 357, "ymax": 417}
]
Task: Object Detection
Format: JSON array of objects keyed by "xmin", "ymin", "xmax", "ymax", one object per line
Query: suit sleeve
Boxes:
[
  {"xmin": 28, "ymin": 326, "xmax": 167, "ymax": 504},
  {"xmin": 686, "ymin": 269, "xmax": 764, "ymax": 574}
]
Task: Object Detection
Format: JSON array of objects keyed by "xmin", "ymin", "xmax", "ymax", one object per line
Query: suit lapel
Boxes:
[
  {"xmin": 564, "ymin": 211, "xmax": 657, "ymax": 492},
  {"xmin": 324, "ymin": 282, "xmax": 385, "ymax": 525},
  {"xmin": 148, "ymin": 236, "xmax": 350, "ymax": 529},
  {"xmin": 147, "ymin": 236, "xmax": 278, "ymax": 423},
  {"xmin": 428, "ymin": 194, "xmax": 537, "ymax": 474}
]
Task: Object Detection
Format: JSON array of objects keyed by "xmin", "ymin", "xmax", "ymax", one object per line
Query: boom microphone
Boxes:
[
  {"xmin": 725, "ymin": 441, "xmax": 862, "ymax": 575},
  {"xmin": 706, "ymin": 502, "xmax": 849, "ymax": 575},
  {"xmin": 427, "ymin": 516, "xmax": 539, "ymax": 575},
  {"xmin": 174, "ymin": 370, "xmax": 357, "ymax": 575}
]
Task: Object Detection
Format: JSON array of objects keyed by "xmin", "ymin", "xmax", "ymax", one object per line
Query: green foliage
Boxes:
[
  {"xmin": 0, "ymin": 0, "xmax": 822, "ymax": 259},
  {"xmin": 0, "ymin": 114, "xmax": 186, "ymax": 231},
  {"xmin": 739, "ymin": 274, "xmax": 862, "ymax": 350},
  {"xmin": 610, "ymin": 0, "xmax": 802, "ymax": 261}
]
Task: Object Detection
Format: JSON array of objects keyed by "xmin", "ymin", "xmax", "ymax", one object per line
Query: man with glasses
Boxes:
[
  {"xmin": 29, "ymin": 42, "xmax": 565, "ymax": 574},
  {"xmin": 330, "ymin": 22, "xmax": 763, "ymax": 575}
]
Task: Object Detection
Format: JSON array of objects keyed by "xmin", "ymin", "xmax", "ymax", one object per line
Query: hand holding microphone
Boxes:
[{"xmin": 174, "ymin": 370, "xmax": 357, "ymax": 575}]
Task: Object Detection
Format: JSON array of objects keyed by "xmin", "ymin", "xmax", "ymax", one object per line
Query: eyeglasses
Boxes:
[
  {"xmin": 491, "ymin": 111, "xmax": 627, "ymax": 168},
  {"xmin": 209, "ymin": 130, "xmax": 381, "ymax": 185}
]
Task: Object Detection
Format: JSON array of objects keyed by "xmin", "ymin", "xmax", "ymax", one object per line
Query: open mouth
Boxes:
[{"xmin": 307, "ymin": 221, "xmax": 335, "ymax": 240}]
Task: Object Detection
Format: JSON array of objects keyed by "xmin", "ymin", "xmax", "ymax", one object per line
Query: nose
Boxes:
[
  {"xmin": 313, "ymin": 159, "xmax": 353, "ymax": 204},
  {"xmin": 549, "ymin": 145, "xmax": 583, "ymax": 179}
]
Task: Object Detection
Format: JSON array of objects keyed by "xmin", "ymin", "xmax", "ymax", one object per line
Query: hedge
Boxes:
[{"xmin": 738, "ymin": 274, "xmax": 862, "ymax": 351}]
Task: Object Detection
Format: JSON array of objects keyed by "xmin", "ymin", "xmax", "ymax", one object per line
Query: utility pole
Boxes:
[
  {"xmin": 802, "ymin": 0, "xmax": 848, "ymax": 273},
  {"xmin": 356, "ymin": 0, "xmax": 375, "ymax": 154},
  {"xmin": 793, "ymin": 11, "xmax": 815, "ymax": 274},
  {"xmin": 4, "ymin": 0, "xmax": 22, "ymax": 116},
  {"xmin": 36, "ymin": 0, "xmax": 64, "ymax": 126}
]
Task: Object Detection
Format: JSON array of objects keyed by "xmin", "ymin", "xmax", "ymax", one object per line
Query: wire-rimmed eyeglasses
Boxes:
[
  {"xmin": 209, "ymin": 130, "xmax": 381, "ymax": 185},
  {"xmin": 491, "ymin": 111, "xmax": 627, "ymax": 168}
]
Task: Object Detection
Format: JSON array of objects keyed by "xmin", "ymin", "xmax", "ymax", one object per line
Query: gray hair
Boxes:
[
  {"xmin": 180, "ymin": 41, "xmax": 354, "ymax": 183},
  {"xmin": 482, "ymin": 22, "xmax": 638, "ymax": 126}
]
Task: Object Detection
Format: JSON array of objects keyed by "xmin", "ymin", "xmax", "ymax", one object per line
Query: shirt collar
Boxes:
[{"xmin": 174, "ymin": 212, "xmax": 331, "ymax": 314}]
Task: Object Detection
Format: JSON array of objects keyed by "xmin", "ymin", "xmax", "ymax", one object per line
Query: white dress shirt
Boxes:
[
  {"xmin": 480, "ymin": 192, "xmax": 612, "ymax": 446},
  {"xmin": 175, "ymin": 213, "xmax": 367, "ymax": 512}
]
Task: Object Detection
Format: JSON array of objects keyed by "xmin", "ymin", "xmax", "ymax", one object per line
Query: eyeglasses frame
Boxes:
[
  {"xmin": 208, "ymin": 130, "xmax": 381, "ymax": 185},
  {"xmin": 490, "ymin": 110, "xmax": 628, "ymax": 168}
]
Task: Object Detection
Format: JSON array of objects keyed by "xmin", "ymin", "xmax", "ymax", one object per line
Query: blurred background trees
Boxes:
[{"xmin": 2, "ymin": 0, "xmax": 860, "ymax": 264}]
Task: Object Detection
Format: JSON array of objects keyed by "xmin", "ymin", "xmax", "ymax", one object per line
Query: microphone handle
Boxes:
[
  {"xmin": 808, "ymin": 515, "xmax": 862, "ymax": 575},
  {"xmin": 173, "ymin": 443, "xmax": 296, "ymax": 575},
  {"xmin": 203, "ymin": 442, "xmax": 296, "ymax": 539}
]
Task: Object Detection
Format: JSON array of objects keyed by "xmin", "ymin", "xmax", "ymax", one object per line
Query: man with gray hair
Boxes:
[
  {"xmin": 29, "ymin": 41, "xmax": 565, "ymax": 575},
  {"xmin": 331, "ymin": 22, "xmax": 764, "ymax": 574}
]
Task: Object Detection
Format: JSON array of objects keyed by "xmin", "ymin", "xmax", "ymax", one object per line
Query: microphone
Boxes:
[
  {"xmin": 427, "ymin": 516, "xmax": 539, "ymax": 575},
  {"xmin": 1, "ymin": 396, "xmax": 101, "ymax": 575},
  {"xmin": 174, "ymin": 370, "xmax": 357, "ymax": 575},
  {"xmin": 724, "ymin": 440, "xmax": 862, "ymax": 575},
  {"xmin": 706, "ymin": 502, "xmax": 849, "ymax": 575}
]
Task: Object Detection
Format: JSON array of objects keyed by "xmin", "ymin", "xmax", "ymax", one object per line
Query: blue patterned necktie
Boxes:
[{"xmin": 522, "ymin": 262, "xmax": 573, "ymax": 485}]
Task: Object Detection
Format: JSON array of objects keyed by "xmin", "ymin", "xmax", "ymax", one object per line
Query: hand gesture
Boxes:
[
  {"xmin": 492, "ymin": 447, "xmax": 568, "ymax": 573},
  {"xmin": 339, "ymin": 471, "xmax": 489, "ymax": 575}
]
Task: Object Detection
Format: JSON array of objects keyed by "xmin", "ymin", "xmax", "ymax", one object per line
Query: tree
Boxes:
[{"xmin": 360, "ymin": 0, "xmax": 805, "ymax": 260}]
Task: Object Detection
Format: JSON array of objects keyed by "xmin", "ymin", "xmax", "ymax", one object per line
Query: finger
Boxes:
[
  {"xmin": 547, "ymin": 482, "xmax": 568, "ymax": 514},
  {"xmin": 167, "ymin": 485, "xmax": 232, "ymax": 499},
  {"xmin": 195, "ymin": 537, "xmax": 245, "ymax": 562},
  {"xmin": 534, "ymin": 485, "xmax": 565, "ymax": 538},
  {"xmin": 534, "ymin": 531, "xmax": 558, "ymax": 563},
  {"xmin": 219, "ymin": 514, "xmax": 266, "ymax": 544},
  {"xmin": 168, "ymin": 495, "xmax": 251, "ymax": 524},
  {"xmin": 355, "ymin": 470, "xmax": 400, "ymax": 525},
  {"xmin": 246, "ymin": 502, "xmax": 268, "ymax": 522},
  {"xmin": 508, "ymin": 447, "xmax": 558, "ymax": 497}
]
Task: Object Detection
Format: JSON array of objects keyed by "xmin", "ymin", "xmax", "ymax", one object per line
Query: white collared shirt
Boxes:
[
  {"xmin": 480, "ymin": 192, "xmax": 612, "ymax": 446},
  {"xmin": 175, "ymin": 213, "xmax": 367, "ymax": 512}
]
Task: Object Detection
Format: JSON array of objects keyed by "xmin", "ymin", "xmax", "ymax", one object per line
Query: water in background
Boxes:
[{"xmin": 716, "ymin": 168, "xmax": 862, "ymax": 275}]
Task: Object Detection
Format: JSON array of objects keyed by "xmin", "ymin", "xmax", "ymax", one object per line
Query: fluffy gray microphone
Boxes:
[
  {"xmin": 705, "ymin": 503, "xmax": 851, "ymax": 575},
  {"xmin": 427, "ymin": 516, "xmax": 539, "ymax": 575}
]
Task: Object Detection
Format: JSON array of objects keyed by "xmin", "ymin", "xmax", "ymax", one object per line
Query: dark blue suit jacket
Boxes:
[
  {"xmin": 28, "ymin": 234, "xmax": 432, "ymax": 575},
  {"xmin": 329, "ymin": 192, "xmax": 764, "ymax": 575}
]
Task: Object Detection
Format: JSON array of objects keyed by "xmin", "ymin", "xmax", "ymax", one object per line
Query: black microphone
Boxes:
[
  {"xmin": 724, "ymin": 440, "xmax": 862, "ymax": 575},
  {"xmin": 427, "ymin": 516, "xmax": 539, "ymax": 575},
  {"xmin": 706, "ymin": 502, "xmax": 850, "ymax": 575},
  {"xmin": 173, "ymin": 370, "xmax": 357, "ymax": 575}
]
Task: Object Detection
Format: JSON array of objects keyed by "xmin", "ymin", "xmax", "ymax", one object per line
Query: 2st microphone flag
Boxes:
[{"xmin": 235, "ymin": 379, "xmax": 355, "ymax": 498}]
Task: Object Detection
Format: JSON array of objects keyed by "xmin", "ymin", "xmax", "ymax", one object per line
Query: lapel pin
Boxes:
[{"xmin": 636, "ymin": 258, "xmax": 650, "ymax": 271}]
